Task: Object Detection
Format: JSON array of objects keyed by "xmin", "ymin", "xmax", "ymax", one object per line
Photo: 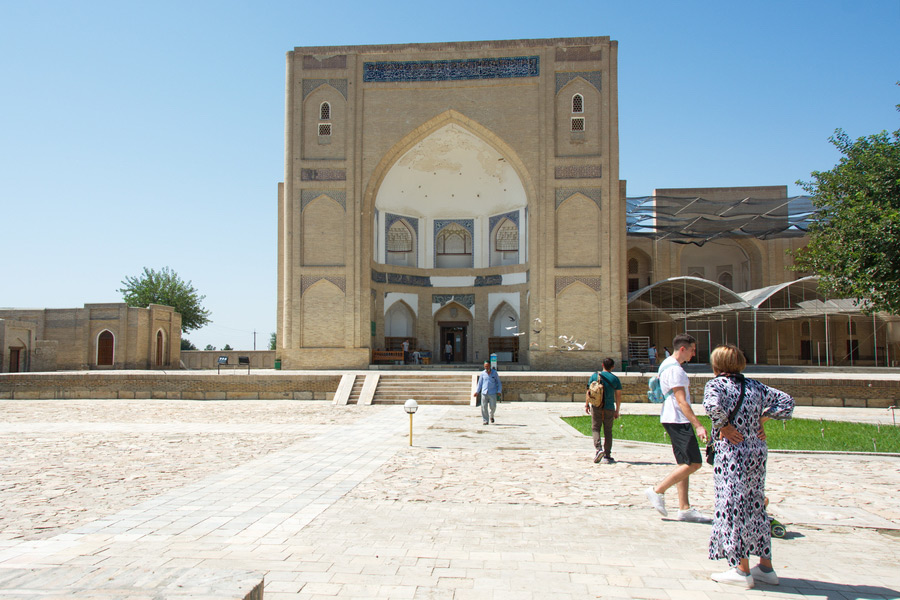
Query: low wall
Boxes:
[
  {"xmin": 1, "ymin": 371, "xmax": 898, "ymax": 407},
  {"xmin": 181, "ymin": 350, "xmax": 275, "ymax": 370}
]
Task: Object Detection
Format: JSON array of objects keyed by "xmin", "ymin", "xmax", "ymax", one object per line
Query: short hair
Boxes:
[
  {"xmin": 672, "ymin": 333, "xmax": 696, "ymax": 351},
  {"xmin": 602, "ymin": 357, "xmax": 614, "ymax": 370},
  {"xmin": 710, "ymin": 343, "xmax": 746, "ymax": 375},
  {"xmin": 484, "ymin": 361, "xmax": 490, "ymax": 366}
]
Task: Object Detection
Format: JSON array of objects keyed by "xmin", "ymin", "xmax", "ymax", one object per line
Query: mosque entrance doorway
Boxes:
[
  {"xmin": 440, "ymin": 324, "xmax": 467, "ymax": 363},
  {"xmin": 8, "ymin": 348, "xmax": 21, "ymax": 373}
]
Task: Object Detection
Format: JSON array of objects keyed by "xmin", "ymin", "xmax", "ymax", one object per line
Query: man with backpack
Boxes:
[
  {"xmin": 584, "ymin": 358, "xmax": 623, "ymax": 464},
  {"xmin": 645, "ymin": 333, "xmax": 711, "ymax": 522}
]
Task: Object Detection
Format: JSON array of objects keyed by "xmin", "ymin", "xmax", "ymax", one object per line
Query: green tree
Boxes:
[
  {"xmin": 222, "ymin": 344, "xmax": 233, "ymax": 351},
  {"xmin": 119, "ymin": 267, "xmax": 212, "ymax": 332},
  {"xmin": 204, "ymin": 344, "xmax": 216, "ymax": 351},
  {"xmin": 269, "ymin": 332, "xmax": 276, "ymax": 351},
  {"xmin": 793, "ymin": 122, "xmax": 900, "ymax": 315},
  {"xmin": 180, "ymin": 338, "xmax": 197, "ymax": 351}
]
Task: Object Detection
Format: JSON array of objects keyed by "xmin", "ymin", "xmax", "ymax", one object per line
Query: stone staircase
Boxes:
[{"xmin": 334, "ymin": 373, "xmax": 474, "ymax": 405}]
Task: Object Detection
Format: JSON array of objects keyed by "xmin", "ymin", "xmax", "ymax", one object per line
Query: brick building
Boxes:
[{"xmin": 277, "ymin": 37, "xmax": 626, "ymax": 369}]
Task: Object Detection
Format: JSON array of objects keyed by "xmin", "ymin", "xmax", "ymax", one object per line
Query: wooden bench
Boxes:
[{"xmin": 372, "ymin": 350, "xmax": 404, "ymax": 364}]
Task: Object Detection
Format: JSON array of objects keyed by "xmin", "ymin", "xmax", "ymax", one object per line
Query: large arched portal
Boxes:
[{"xmin": 374, "ymin": 122, "xmax": 527, "ymax": 269}]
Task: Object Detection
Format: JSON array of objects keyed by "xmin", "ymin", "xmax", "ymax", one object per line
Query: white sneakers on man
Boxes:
[
  {"xmin": 677, "ymin": 508, "xmax": 712, "ymax": 523},
  {"xmin": 644, "ymin": 487, "xmax": 667, "ymax": 516},
  {"xmin": 712, "ymin": 567, "xmax": 754, "ymax": 588}
]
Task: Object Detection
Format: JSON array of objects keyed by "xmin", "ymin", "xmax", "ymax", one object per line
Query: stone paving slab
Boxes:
[{"xmin": 0, "ymin": 400, "xmax": 898, "ymax": 599}]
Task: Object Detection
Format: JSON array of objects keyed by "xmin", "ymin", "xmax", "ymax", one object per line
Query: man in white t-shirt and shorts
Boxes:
[{"xmin": 645, "ymin": 333, "xmax": 711, "ymax": 523}]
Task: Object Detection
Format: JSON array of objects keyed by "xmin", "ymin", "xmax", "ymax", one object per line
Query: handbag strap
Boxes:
[{"xmin": 723, "ymin": 375, "xmax": 746, "ymax": 426}]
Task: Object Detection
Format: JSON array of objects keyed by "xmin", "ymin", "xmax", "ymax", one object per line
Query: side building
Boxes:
[
  {"xmin": 0, "ymin": 303, "xmax": 181, "ymax": 372},
  {"xmin": 277, "ymin": 37, "xmax": 627, "ymax": 369}
]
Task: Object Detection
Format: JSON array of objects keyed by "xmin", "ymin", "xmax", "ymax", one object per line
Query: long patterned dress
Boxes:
[{"xmin": 703, "ymin": 375, "xmax": 794, "ymax": 567}]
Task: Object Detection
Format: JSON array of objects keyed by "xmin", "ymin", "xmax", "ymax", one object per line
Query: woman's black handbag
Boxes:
[{"xmin": 706, "ymin": 377, "xmax": 746, "ymax": 465}]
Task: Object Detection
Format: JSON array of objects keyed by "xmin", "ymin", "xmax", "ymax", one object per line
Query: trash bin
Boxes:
[{"xmin": 274, "ymin": 358, "xmax": 282, "ymax": 370}]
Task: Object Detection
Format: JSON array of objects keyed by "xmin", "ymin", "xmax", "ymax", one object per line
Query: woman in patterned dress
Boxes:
[{"xmin": 703, "ymin": 344, "xmax": 794, "ymax": 588}]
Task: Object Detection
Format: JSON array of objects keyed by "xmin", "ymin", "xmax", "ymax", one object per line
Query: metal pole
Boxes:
[
  {"xmin": 753, "ymin": 309, "xmax": 758, "ymax": 365},
  {"xmin": 776, "ymin": 324, "xmax": 781, "ymax": 366},
  {"xmin": 873, "ymin": 313, "xmax": 878, "ymax": 367},
  {"xmin": 849, "ymin": 315, "xmax": 854, "ymax": 366},
  {"xmin": 409, "ymin": 412, "xmax": 414, "ymax": 446}
]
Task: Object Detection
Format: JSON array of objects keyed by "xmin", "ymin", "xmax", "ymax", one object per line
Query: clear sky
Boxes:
[{"xmin": 2, "ymin": 0, "xmax": 897, "ymax": 352}]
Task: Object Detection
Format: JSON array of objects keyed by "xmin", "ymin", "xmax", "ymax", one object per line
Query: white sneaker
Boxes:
[
  {"xmin": 712, "ymin": 567, "xmax": 754, "ymax": 588},
  {"xmin": 750, "ymin": 565, "xmax": 779, "ymax": 585},
  {"xmin": 677, "ymin": 508, "xmax": 712, "ymax": 523},
  {"xmin": 645, "ymin": 487, "xmax": 667, "ymax": 516}
]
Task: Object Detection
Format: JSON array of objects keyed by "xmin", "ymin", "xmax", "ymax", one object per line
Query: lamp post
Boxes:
[{"xmin": 404, "ymin": 399, "xmax": 418, "ymax": 446}]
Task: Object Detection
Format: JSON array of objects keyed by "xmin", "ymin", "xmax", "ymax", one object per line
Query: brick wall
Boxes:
[{"xmin": 1, "ymin": 371, "xmax": 897, "ymax": 407}]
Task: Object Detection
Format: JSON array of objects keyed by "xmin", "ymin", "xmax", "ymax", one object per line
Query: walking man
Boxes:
[
  {"xmin": 402, "ymin": 339, "xmax": 410, "ymax": 364},
  {"xmin": 444, "ymin": 340, "xmax": 453, "ymax": 363},
  {"xmin": 585, "ymin": 357, "xmax": 623, "ymax": 464},
  {"xmin": 648, "ymin": 343, "xmax": 657, "ymax": 367},
  {"xmin": 473, "ymin": 360, "xmax": 502, "ymax": 425},
  {"xmin": 645, "ymin": 333, "xmax": 711, "ymax": 522}
]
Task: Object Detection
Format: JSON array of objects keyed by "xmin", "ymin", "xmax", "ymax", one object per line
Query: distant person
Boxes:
[
  {"xmin": 648, "ymin": 344, "xmax": 657, "ymax": 367},
  {"xmin": 584, "ymin": 358, "xmax": 623, "ymax": 464},
  {"xmin": 645, "ymin": 333, "xmax": 710, "ymax": 523},
  {"xmin": 444, "ymin": 341, "xmax": 453, "ymax": 363},
  {"xmin": 703, "ymin": 343, "xmax": 794, "ymax": 588},
  {"xmin": 664, "ymin": 346, "xmax": 671, "ymax": 358},
  {"xmin": 473, "ymin": 360, "xmax": 502, "ymax": 425},
  {"xmin": 402, "ymin": 339, "xmax": 410, "ymax": 364}
]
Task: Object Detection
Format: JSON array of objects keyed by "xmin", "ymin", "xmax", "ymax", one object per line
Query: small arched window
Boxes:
[
  {"xmin": 320, "ymin": 102, "xmax": 331, "ymax": 120},
  {"xmin": 387, "ymin": 220, "xmax": 413, "ymax": 253},
  {"xmin": 628, "ymin": 258, "xmax": 639, "ymax": 275},
  {"xmin": 718, "ymin": 271, "xmax": 734, "ymax": 290},
  {"xmin": 572, "ymin": 94, "xmax": 584, "ymax": 113},
  {"xmin": 494, "ymin": 219, "xmax": 518, "ymax": 252},
  {"xmin": 436, "ymin": 223, "xmax": 472, "ymax": 255}
]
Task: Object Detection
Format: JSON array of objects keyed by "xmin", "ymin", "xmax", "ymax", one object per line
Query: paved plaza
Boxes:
[{"xmin": 0, "ymin": 399, "xmax": 898, "ymax": 599}]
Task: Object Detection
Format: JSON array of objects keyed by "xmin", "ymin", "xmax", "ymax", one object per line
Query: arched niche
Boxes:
[
  {"xmin": 557, "ymin": 194, "xmax": 600, "ymax": 267},
  {"xmin": 303, "ymin": 195, "xmax": 345, "ymax": 266},
  {"xmin": 556, "ymin": 281, "xmax": 600, "ymax": 351},
  {"xmin": 301, "ymin": 280, "xmax": 345, "ymax": 347}
]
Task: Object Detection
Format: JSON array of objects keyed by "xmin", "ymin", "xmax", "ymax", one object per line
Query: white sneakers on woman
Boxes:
[
  {"xmin": 712, "ymin": 566, "xmax": 779, "ymax": 588},
  {"xmin": 750, "ymin": 565, "xmax": 779, "ymax": 585},
  {"xmin": 712, "ymin": 567, "xmax": 754, "ymax": 588}
]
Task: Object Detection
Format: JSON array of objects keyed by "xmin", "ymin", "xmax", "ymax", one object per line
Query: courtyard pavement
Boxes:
[{"xmin": 0, "ymin": 399, "xmax": 898, "ymax": 599}]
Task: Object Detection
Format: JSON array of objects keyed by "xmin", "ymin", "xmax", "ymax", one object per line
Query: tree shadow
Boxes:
[{"xmin": 764, "ymin": 579, "xmax": 898, "ymax": 599}]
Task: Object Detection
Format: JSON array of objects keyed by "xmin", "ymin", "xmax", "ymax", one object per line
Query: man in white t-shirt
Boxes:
[{"xmin": 645, "ymin": 333, "xmax": 711, "ymax": 523}]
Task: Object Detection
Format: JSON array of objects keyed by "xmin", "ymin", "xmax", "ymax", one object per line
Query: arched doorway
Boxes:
[
  {"xmin": 156, "ymin": 330, "xmax": 165, "ymax": 367},
  {"xmin": 434, "ymin": 301, "xmax": 473, "ymax": 364},
  {"xmin": 97, "ymin": 330, "xmax": 114, "ymax": 366}
]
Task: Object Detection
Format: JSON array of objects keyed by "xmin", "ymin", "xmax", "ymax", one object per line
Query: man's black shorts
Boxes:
[{"xmin": 662, "ymin": 422, "xmax": 702, "ymax": 465}]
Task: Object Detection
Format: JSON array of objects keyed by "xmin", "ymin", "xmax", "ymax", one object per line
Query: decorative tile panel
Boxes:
[
  {"xmin": 554, "ymin": 165, "xmax": 602, "ymax": 180},
  {"xmin": 556, "ymin": 276, "xmax": 602, "ymax": 295},
  {"xmin": 387, "ymin": 273, "xmax": 431, "ymax": 287},
  {"xmin": 302, "ymin": 55, "xmax": 348, "ymax": 70},
  {"xmin": 474, "ymin": 275, "xmax": 503, "ymax": 287},
  {"xmin": 432, "ymin": 294, "xmax": 475, "ymax": 310},
  {"xmin": 555, "ymin": 71, "xmax": 602, "ymax": 94},
  {"xmin": 302, "ymin": 78, "xmax": 348, "ymax": 100},
  {"xmin": 363, "ymin": 56, "xmax": 539, "ymax": 83},
  {"xmin": 555, "ymin": 188, "xmax": 602, "ymax": 210},
  {"xmin": 300, "ymin": 190, "xmax": 346, "ymax": 211},
  {"xmin": 301, "ymin": 275, "xmax": 346, "ymax": 295},
  {"xmin": 301, "ymin": 168, "xmax": 346, "ymax": 181},
  {"xmin": 370, "ymin": 270, "xmax": 432, "ymax": 287}
]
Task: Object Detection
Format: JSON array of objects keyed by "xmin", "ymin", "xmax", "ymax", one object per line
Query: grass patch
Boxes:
[{"xmin": 561, "ymin": 414, "xmax": 900, "ymax": 453}]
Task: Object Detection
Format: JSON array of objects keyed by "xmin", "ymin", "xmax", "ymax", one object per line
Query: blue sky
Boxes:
[{"xmin": 1, "ymin": 0, "xmax": 897, "ymax": 351}]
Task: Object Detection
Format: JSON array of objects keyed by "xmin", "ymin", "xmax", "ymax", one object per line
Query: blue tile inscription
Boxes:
[{"xmin": 363, "ymin": 56, "xmax": 539, "ymax": 83}]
